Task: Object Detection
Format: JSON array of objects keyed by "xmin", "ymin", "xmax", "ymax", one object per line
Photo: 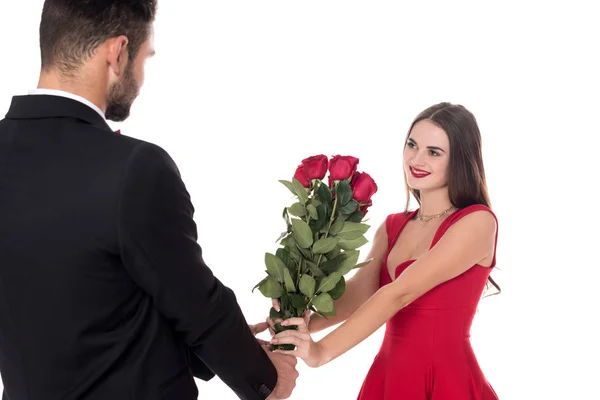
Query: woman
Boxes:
[{"xmin": 270, "ymin": 102, "xmax": 500, "ymax": 399}]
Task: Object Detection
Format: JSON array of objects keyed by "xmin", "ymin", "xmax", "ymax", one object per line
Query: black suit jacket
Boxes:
[{"xmin": 0, "ymin": 95, "xmax": 277, "ymax": 400}]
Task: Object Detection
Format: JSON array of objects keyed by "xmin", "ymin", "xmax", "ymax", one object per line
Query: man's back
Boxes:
[{"xmin": 0, "ymin": 95, "xmax": 278, "ymax": 400}]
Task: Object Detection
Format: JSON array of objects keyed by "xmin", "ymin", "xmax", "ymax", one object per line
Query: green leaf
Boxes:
[
  {"xmin": 305, "ymin": 260, "xmax": 324, "ymax": 277},
  {"xmin": 321, "ymin": 253, "xmax": 344, "ymax": 274},
  {"xmin": 310, "ymin": 198, "xmax": 322, "ymax": 208},
  {"xmin": 291, "ymin": 218, "xmax": 313, "ymax": 248},
  {"xmin": 289, "ymin": 244, "xmax": 301, "ymax": 257},
  {"xmin": 353, "ymin": 258, "xmax": 374, "ymax": 269},
  {"xmin": 317, "ymin": 272, "xmax": 343, "ymax": 293},
  {"xmin": 311, "ymin": 203, "xmax": 328, "ymax": 231},
  {"xmin": 292, "ymin": 178, "xmax": 309, "ymax": 204},
  {"xmin": 330, "ymin": 276, "xmax": 346, "ymax": 300},
  {"xmin": 326, "ymin": 247, "xmax": 341, "ymax": 260},
  {"xmin": 311, "ymin": 293, "xmax": 334, "ymax": 313},
  {"xmin": 289, "ymin": 293, "xmax": 307, "ymax": 309},
  {"xmin": 317, "ymin": 182, "xmax": 332, "ymax": 205},
  {"xmin": 279, "ymin": 180, "xmax": 296, "ymax": 196},
  {"xmin": 288, "ymin": 202, "xmax": 306, "ymax": 217},
  {"xmin": 252, "ymin": 276, "xmax": 269, "ymax": 293},
  {"xmin": 337, "ymin": 222, "xmax": 370, "ymax": 240},
  {"xmin": 270, "ymin": 307, "xmax": 283, "ymax": 320},
  {"xmin": 276, "ymin": 248, "xmax": 291, "ymax": 266},
  {"xmin": 347, "ymin": 210, "xmax": 364, "ymax": 223},
  {"xmin": 286, "ymin": 259, "xmax": 298, "ymax": 277},
  {"xmin": 283, "ymin": 267, "xmax": 296, "ymax": 292},
  {"xmin": 258, "ymin": 278, "xmax": 284, "ymax": 298},
  {"xmin": 265, "ymin": 253, "xmax": 287, "ymax": 283},
  {"xmin": 280, "ymin": 291, "xmax": 290, "ymax": 310},
  {"xmin": 338, "ymin": 236, "xmax": 368, "ymax": 251},
  {"xmin": 336, "ymin": 180, "xmax": 353, "ymax": 206},
  {"xmin": 336, "ymin": 250, "xmax": 360, "ymax": 275},
  {"xmin": 329, "ymin": 217, "xmax": 345, "ymax": 236},
  {"xmin": 276, "ymin": 231, "xmax": 289, "ymax": 243},
  {"xmin": 339, "ymin": 199, "xmax": 358, "ymax": 215},
  {"xmin": 296, "ymin": 244, "xmax": 312, "ymax": 260},
  {"xmin": 280, "ymin": 235, "xmax": 297, "ymax": 249},
  {"xmin": 306, "ymin": 204, "xmax": 318, "ymax": 220},
  {"xmin": 299, "ymin": 274, "xmax": 316, "ymax": 298},
  {"xmin": 312, "ymin": 237, "xmax": 339, "ymax": 254}
]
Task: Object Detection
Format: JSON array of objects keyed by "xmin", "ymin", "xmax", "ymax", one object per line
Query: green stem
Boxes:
[
  {"xmin": 315, "ymin": 182, "xmax": 339, "ymax": 269},
  {"xmin": 304, "ymin": 180, "xmax": 317, "ymax": 227},
  {"xmin": 297, "ymin": 257, "xmax": 303, "ymax": 281}
]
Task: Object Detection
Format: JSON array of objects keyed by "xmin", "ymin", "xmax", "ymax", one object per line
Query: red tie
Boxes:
[{"xmin": 114, "ymin": 129, "xmax": 121, "ymax": 134}]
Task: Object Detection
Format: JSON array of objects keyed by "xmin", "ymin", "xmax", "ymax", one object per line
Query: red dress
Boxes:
[{"xmin": 357, "ymin": 204, "xmax": 499, "ymax": 399}]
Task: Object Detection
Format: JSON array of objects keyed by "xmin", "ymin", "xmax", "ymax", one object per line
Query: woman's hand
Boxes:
[
  {"xmin": 270, "ymin": 317, "xmax": 327, "ymax": 368},
  {"xmin": 266, "ymin": 299, "xmax": 311, "ymax": 336}
]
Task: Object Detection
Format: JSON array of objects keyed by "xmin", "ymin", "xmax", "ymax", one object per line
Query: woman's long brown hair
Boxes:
[{"xmin": 403, "ymin": 102, "xmax": 500, "ymax": 296}]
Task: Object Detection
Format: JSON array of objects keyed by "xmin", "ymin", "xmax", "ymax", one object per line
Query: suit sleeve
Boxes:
[{"xmin": 118, "ymin": 142, "xmax": 277, "ymax": 400}]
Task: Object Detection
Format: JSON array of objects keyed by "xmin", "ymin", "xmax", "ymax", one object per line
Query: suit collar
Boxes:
[
  {"xmin": 28, "ymin": 88, "xmax": 106, "ymax": 120},
  {"xmin": 5, "ymin": 95, "xmax": 112, "ymax": 131}
]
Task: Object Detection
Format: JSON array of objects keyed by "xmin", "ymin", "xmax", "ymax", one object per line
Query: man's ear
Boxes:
[{"xmin": 107, "ymin": 36, "xmax": 129, "ymax": 76}]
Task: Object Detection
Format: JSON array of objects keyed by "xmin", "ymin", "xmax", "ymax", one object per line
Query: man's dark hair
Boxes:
[{"xmin": 40, "ymin": 0, "xmax": 157, "ymax": 75}]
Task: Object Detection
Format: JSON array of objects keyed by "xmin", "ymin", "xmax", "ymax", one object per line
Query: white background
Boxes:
[{"xmin": 1, "ymin": 1, "xmax": 599, "ymax": 399}]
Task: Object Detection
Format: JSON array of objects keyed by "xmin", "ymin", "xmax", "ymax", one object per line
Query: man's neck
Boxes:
[{"xmin": 37, "ymin": 70, "xmax": 107, "ymax": 114}]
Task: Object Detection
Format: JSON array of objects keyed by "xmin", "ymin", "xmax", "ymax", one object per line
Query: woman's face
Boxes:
[{"xmin": 403, "ymin": 119, "xmax": 451, "ymax": 192}]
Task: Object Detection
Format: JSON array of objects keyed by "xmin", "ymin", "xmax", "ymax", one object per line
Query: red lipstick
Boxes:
[{"xmin": 409, "ymin": 166, "xmax": 430, "ymax": 178}]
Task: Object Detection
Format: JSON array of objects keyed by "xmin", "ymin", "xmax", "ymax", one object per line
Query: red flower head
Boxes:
[
  {"xmin": 301, "ymin": 155, "xmax": 328, "ymax": 180},
  {"xmin": 293, "ymin": 164, "xmax": 310, "ymax": 188},
  {"xmin": 328, "ymin": 155, "xmax": 359, "ymax": 181},
  {"xmin": 351, "ymin": 171, "xmax": 377, "ymax": 214}
]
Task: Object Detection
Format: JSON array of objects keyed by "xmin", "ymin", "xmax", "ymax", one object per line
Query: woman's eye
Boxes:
[
  {"xmin": 429, "ymin": 150, "xmax": 439, "ymax": 156},
  {"xmin": 407, "ymin": 142, "xmax": 416, "ymax": 148}
]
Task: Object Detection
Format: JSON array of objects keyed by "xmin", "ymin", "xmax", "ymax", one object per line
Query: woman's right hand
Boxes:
[{"xmin": 266, "ymin": 299, "xmax": 311, "ymax": 336}]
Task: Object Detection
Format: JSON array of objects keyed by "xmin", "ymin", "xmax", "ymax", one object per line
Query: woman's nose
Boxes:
[{"xmin": 411, "ymin": 151, "xmax": 427, "ymax": 167}]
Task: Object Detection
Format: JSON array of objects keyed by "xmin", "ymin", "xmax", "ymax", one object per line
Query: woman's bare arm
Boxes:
[{"xmin": 308, "ymin": 220, "xmax": 388, "ymax": 333}]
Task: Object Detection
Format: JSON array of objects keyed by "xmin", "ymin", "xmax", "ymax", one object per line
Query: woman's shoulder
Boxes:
[
  {"xmin": 447, "ymin": 204, "xmax": 497, "ymax": 236},
  {"xmin": 453, "ymin": 204, "xmax": 497, "ymax": 223}
]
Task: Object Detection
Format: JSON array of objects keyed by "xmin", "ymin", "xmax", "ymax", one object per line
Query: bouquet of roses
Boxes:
[{"xmin": 253, "ymin": 155, "xmax": 377, "ymax": 350}]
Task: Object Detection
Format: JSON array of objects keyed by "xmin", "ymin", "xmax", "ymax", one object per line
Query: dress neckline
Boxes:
[{"xmin": 384, "ymin": 208, "xmax": 455, "ymax": 283}]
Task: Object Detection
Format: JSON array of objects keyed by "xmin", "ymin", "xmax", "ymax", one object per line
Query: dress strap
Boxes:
[{"xmin": 385, "ymin": 210, "xmax": 417, "ymax": 250}]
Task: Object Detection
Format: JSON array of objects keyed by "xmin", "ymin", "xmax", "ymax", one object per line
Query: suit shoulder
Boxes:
[
  {"xmin": 95, "ymin": 129, "xmax": 175, "ymax": 167},
  {"xmin": 119, "ymin": 139, "xmax": 181, "ymax": 183},
  {"xmin": 127, "ymin": 141, "xmax": 176, "ymax": 168}
]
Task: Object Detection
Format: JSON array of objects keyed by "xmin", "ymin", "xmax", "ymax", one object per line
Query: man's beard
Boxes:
[{"xmin": 105, "ymin": 63, "xmax": 139, "ymax": 122}]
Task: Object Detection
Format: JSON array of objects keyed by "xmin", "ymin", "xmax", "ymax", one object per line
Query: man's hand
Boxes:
[
  {"xmin": 264, "ymin": 350, "xmax": 298, "ymax": 399},
  {"xmin": 249, "ymin": 321, "xmax": 271, "ymax": 347}
]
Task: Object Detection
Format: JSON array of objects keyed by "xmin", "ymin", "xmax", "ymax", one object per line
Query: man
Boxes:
[{"xmin": 0, "ymin": 1, "xmax": 297, "ymax": 399}]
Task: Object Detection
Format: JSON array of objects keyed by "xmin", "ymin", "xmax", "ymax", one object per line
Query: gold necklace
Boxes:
[{"xmin": 416, "ymin": 205, "xmax": 455, "ymax": 223}]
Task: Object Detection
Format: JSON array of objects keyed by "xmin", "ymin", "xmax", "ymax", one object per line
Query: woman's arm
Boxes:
[
  {"xmin": 308, "ymin": 220, "xmax": 389, "ymax": 333},
  {"xmin": 271, "ymin": 210, "xmax": 497, "ymax": 367}
]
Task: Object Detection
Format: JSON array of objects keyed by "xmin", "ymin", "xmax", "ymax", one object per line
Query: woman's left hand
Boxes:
[{"xmin": 270, "ymin": 317, "xmax": 326, "ymax": 368}]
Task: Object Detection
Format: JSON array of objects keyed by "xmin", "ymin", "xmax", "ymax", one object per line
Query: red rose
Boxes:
[
  {"xmin": 293, "ymin": 164, "xmax": 310, "ymax": 188},
  {"xmin": 328, "ymin": 155, "xmax": 359, "ymax": 181},
  {"xmin": 358, "ymin": 202, "xmax": 371, "ymax": 215},
  {"xmin": 351, "ymin": 171, "xmax": 377, "ymax": 205},
  {"xmin": 301, "ymin": 155, "xmax": 328, "ymax": 180}
]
